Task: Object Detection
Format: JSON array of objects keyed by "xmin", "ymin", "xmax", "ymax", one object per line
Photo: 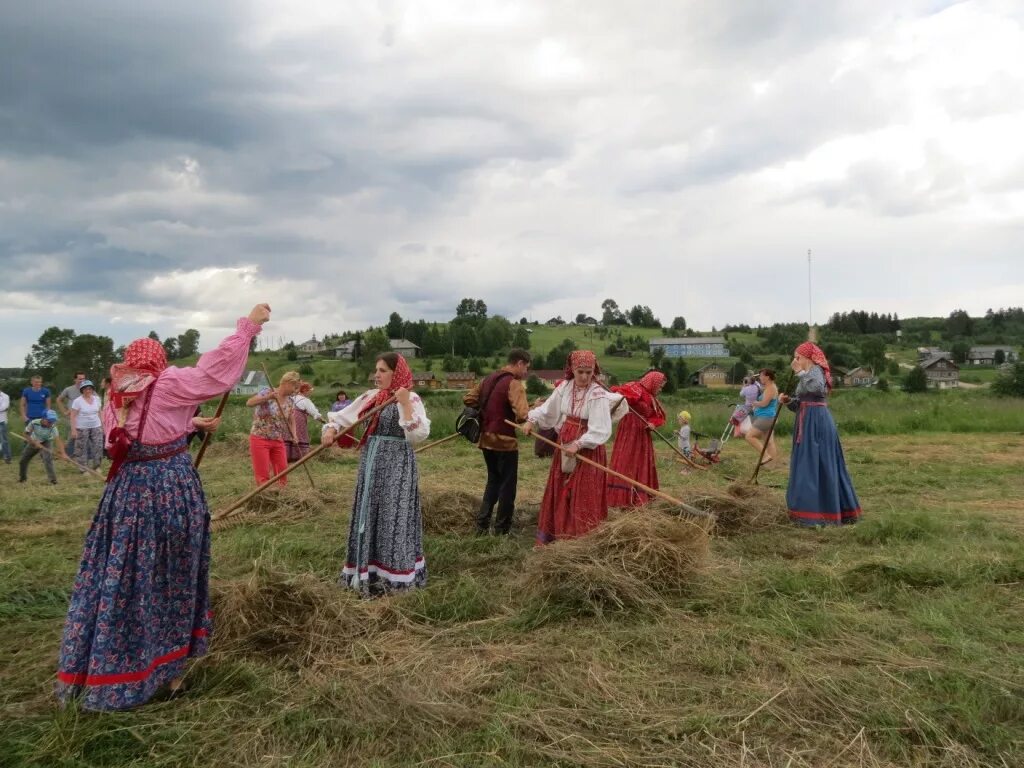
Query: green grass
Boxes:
[{"xmin": 2, "ymin": 420, "xmax": 1023, "ymax": 766}]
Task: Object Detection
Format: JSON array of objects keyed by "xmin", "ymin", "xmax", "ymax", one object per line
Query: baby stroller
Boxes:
[{"xmin": 690, "ymin": 407, "xmax": 744, "ymax": 466}]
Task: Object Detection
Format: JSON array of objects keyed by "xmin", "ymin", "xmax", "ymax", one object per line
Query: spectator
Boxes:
[
  {"xmin": 70, "ymin": 380, "xmax": 104, "ymax": 471},
  {"xmin": 57, "ymin": 372, "xmax": 87, "ymax": 456},
  {"xmin": 0, "ymin": 388, "xmax": 11, "ymax": 463},
  {"xmin": 21, "ymin": 375, "xmax": 51, "ymax": 423}
]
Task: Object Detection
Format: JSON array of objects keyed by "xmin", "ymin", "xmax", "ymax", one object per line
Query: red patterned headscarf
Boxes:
[
  {"xmin": 639, "ymin": 370, "xmax": 666, "ymax": 394},
  {"xmin": 359, "ymin": 354, "xmax": 415, "ymax": 437},
  {"xmin": 109, "ymin": 338, "xmax": 168, "ymax": 409},
  {"xmin": 563, "ymin": 349, "xmax": 601, "ymax": 379},
  {"xmin": 794, "ymin": 341, "xmax": 832, "ymax": 391}
]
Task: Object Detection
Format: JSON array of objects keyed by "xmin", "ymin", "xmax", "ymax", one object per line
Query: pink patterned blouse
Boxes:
[{"xmin": 102, "ymin": 317, "xmax": 262, "ymax": 446}]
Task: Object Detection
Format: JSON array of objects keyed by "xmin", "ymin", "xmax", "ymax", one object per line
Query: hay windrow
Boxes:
[
  {"xmin": 420, "ymin": 489, "xmax": 539, "ymax": 534},
  {"xmin": 685, "ymin": 483, "xmax": 789, "ymax": 535},
  {"xmin": 209, "ymin": 562, "xmax": 399, "ymax": 665},
  {"xmin": 518, "ymin": 512, "xmax": 710, "ymax": 616}
]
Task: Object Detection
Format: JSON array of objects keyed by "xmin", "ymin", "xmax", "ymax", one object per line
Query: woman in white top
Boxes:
[
  {"xmin": 287, "ymin": 381, "xmax": 323, "ymax": 462},
  {"xmin": 70, "ymin": 380, "xmax": 104, "ymax": 470},
  {"xmin": 522, "ymin": 350, "xmax": 622, "ymax": 544}
]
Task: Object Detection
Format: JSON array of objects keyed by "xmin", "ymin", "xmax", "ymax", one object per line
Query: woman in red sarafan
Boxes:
[
  {"xmin": 522, "ymin": 351, "xmax": 619, "ymax": 545},
  {"xmin": 606, "ymin": 370, "xmax": 667, "ymax": 507}
]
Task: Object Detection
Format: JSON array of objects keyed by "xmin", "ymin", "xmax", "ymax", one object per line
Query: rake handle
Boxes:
[
  {"xmin": 193, "ymin": 391, "xmax": 231, "ymax": 469},
  {"xmin": 750, "ymin": 370, "xmax": 795, "ymax": 485},
  {"xmin": 10, "ymin": 431, "xmax": 105, "ymax": 481},
  {"xmin": 506, "ymin": 419, "xmax": 711, "ymax": 519},
  {"xmin": 414, "ymin": 432, "xmax": 461, "ymax": 454}
]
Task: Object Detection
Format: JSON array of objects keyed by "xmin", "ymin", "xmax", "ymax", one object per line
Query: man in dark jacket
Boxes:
[{"xmin": 463, "ymin": 348, "xmax": 531, "ymax": 534}]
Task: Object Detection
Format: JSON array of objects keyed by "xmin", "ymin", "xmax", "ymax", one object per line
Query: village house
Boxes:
[
  {"xmin": 917, "ymin": 346, "xmax": 950, "ymax": 361},
  {"xmin": 844, "ymin": 366, "xmax": 875, "ymax": 387},
  {"xmin": 389, "ymin": 338, "xmax": 420, "ymax": 358},
  {"xmin": 649, "ymin": 337, "xmax": 729, "ymax": 358},
  {"xmin": 299, "ymin": 335, "xmax": 326, "ymax": 354},
  {"xmin": 331, "ymin": 340, "xmax": 357, "ymax": 360},
  {"xmin": 444, "ymin": 371, "xmax": 477, "ymax": 389},
  {"xmin": 411, "ymin": 371, "xmax": 441, "ymax": 389},
  {"xmin": 691, "ymin": 363, "xmax": 728, "ymax": 387},
  {"xmin": 966, "ymin": 346, "xmax": 1018, "ymax": 366},
  {"xmin": 233, "ymin": 370, "xmax": 269, "ymax": 395},
  {"xmin": 920, "ymin": 355, "xmax": 960, "ymax": 389}
]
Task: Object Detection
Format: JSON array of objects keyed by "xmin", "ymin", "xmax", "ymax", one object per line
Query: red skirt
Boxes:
[
  {"xmin": 606, "ymin": 412, "xmax": 658, "ymax": 507},
  {"xmin": 536, "ymin": 417, "xmax": 608, "ymax": 545}
]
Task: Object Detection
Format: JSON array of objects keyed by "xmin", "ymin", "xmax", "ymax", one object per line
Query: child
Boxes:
[
  {"xmin": 676, "ymin": 410, "xmax": 692, "ymax": 457},
  {"xmin": 731, "ymin": 376, "xmax": 761, "ymax": 437},
  {"xmin": 19, "ymin": 409, "xmax": 67, "ymax": 484}
]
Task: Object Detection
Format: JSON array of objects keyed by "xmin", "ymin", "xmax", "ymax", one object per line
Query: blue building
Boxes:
[{"xmin": 649, "ymin": 336, "xmax": 730, "ymax": 358}]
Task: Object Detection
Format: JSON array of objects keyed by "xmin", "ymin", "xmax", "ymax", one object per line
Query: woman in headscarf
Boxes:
[
  {"xmin": 56, "ymin": 303, "xmax": 270, "ymax": 711},
  {"xmin": 322, "ymin": 352, "xmax": 430, "ymax": 596},
  {"xmin": 286, "ymin": 381, "xmax": 323, "ymax": 462},
  {"xmin": 246, "ymin": 370, "xmax": 299, "ymax": 486},
  {"xmin": 522, "ymin": 350, "xmax": 621, "ymax": 544},
  {"xmin": 606, "ymin": 370, "xmax": 666, "ymax": 507},
  {"xmin": 779, "ymin": 342, "xmax": 861, "ymax": 526}
]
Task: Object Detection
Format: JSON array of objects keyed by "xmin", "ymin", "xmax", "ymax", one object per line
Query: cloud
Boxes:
[{"xmin": 2, "ymin": 0, "xmax": 1024, "ymax": 364}]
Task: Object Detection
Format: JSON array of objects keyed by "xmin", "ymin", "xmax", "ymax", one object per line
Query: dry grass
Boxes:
[
  {"xmin": 519, "ymin": 511, "xmax": 711, "ymax": 615},
  {"xmin": 421, "ymin": 489, "xmax": 481, "ymax": 534},
  {"xmin": 685, "ymin": 483, "xmax": 790, "ymax": 536}
]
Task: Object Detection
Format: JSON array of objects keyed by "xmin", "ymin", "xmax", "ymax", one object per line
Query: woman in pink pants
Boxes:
[{"xmin": 246, "ymin": 370, "xmax": 299, "ymax": 486}]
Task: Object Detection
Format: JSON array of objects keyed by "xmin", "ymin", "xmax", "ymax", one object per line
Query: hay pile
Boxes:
[
  {"xmin": 686, "ymin": 482, "xmax": 789, "ymax": 535},
  {"xmin": 211, "ymin": 487, "xmax": 335, "ymax": 531},
  {"xmin": 420, "ymin": 489, "xmax": 480, "ymax": 534},
  {"xmin": 210, "ymin": 562, "xmax": 396, "ymax": 665},
  {"xmin": 519, "ymin": 512, "xmax": 710, "ymax": 615}
]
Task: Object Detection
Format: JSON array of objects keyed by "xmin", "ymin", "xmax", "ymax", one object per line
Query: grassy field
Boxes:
[{"xmin": 2, "ymin": 395, "xmax": 1023, "ymax": 767}]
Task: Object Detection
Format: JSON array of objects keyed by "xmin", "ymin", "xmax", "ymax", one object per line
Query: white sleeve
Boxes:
[
  {"xmin": 293, "ymin": 395, "xmax": 322, "ymax": 420},
  {"xmin": 399, "ymin": 394, "xmax": 430, "ymax": 444},
  {"xmin": 70, "ymin": 396, "xmax": 83, "ymax": 413},
  {"xmin": 527, "ymin": 384, "xmax": 564, "ymax": 430},
  {"xmin": 323, "ymin": 391, "xmax": 375, "ymax": 434},
  {"xmin": 577, "ymin": 393, "xmax": 612, "ymax": 449},
  {"xmin": 607, "ymin": 392, "xmax": 628, "ymax": 425}
]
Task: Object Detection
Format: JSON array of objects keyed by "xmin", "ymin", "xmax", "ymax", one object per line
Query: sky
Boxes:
[{"xmin": 2, "ymin": 0, "xmax": 1023, "ymax": 365}]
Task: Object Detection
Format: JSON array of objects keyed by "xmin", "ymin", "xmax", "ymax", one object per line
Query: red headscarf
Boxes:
[
  {"xmin": 298, "ymin": 381, "xmax": 314, "ymax": 395},
  {"xmin": 639, "ymin": 370, "xmax": 666, "ymax": 394},
  {"xmin": 563, "ymin": 349, "xmax": 601, "ymax": 379},
  {"xmin": 359, "ymin": 354, "xmax": 414, "ymax": 439},
  {"xmin": 794, "ymin": 341, "xmax": 833, "ymax": 392},
  {"xmin": 109, "ymin": 338, "xmax": 168, "ymax": 409}
]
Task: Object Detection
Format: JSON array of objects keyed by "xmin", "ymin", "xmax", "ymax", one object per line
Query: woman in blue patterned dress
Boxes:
[
  {"xmin": 779, "ymin": 342, "xmax": 861, "ymax": 527},
  {"xmin": 56, "ymin": 303, "xmax": 270, "ymax": 710},
  {"xmin": 321, "ymin": 352, "xmax": 430, "ymax": 596}
]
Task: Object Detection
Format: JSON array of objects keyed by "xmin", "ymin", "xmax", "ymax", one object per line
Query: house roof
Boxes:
[
  {"xmin": 411, "ymin": 372, "xmax": 436, "ymax": 380},
  {"xmin": 921, "ymin": 355, "xmax": 959, "ymax": 370},
  {"xmin": 446, "ymin": 371, "xmax": 476, "ymax": 379},
  {"xmin": 846, "ymin": 366, "xmax": 873, "ymax": 377},
  {"xmin": 650, "ymin": 336, "xmax": 727, "ymax": 346},
  {"xmin": 967, "ymin": 346, "xmax": 1014, "ymax": 357},
  {"xmin": 389, "ymin": 339, "xmax": 421, "ymax": 349},
  {"xmin": 237, "ymin": 370, "xmax": 269, "ymax": 387},
  {"xmin": 694, "ymin": 363, "xmax": 725, "ymax": 373}
]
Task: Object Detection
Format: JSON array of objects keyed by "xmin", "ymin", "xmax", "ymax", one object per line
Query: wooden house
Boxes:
[
  {"xmin": 691, "ymin": 363, "xmax": 728, "ymax": 387},
  {"xmin": 444, "ymin": 371, "xmax": 477, "ymax": 389},
  {"xmin": 411, "ymin": 372, "xmax": 441, "ymax": 389},
  {"xmin": 649, "ymin": 336, "xmax": 729, "ymax": 358},
  {"xmin": 967, "ymin": 346, "xmax": 1018, "ymax": 366},
  {"xmin": 844, "ymin": 366, "xmax": 875, "ymax": 387},
  {"xmin": 920, "ymin": 355, "xmax": 960, "ymax": 389},
  {"xmin": 233, "ymin": 370, "xmax": 269, "ymax": 395}
]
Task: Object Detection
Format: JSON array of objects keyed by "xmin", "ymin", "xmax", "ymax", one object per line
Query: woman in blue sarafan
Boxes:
[{"xmin": 779, "ymin": 342, "xmax": 861, "ymax": 526}]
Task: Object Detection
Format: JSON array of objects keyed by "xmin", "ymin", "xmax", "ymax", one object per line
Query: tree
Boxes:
[
  {"xmin": 649, "ymin": 347, "xmax": 666, "ymax": 369},
  {"xmin": 55, "ymin": 334, "xmax": 117, "ymax": 384},
  {"xmin": 479, "ymin": 316, "xmax": 513, "ymax": 354},
  {"xmin": 995, "ymin": 349, "xmax": 1006, "ymax": 365},
  {"xmin": 945, "ymin": 309, "xmax": 973, "ymax": 338},
  {"xmin": 526, "ymin": 374, "xmax": 548, "ymax": 397},
  {"xmin": 454, "ymin": 298, "xmax": 488, "ymax": 326},
  {"xmin": 903, "ymin": 366, "xmax": 929, "ymax": 393},
  {"xmin": 951, "ymin": 341, "xmax": 970, "ymax": 364},
  {"xmin": 359, "ymin": 329, "xmax": 391, "ymax": 373},
  {"xmin": 627, "ymin": 304, "xmax": 660, "ymax": 328},
  {"xmin": 728, "ymin": 361, "xmax": 747, "ymax": 385},
  {"xmin": 27, "ymin": 327, "xmax": 76, "ymax": 379},
  {"xmin": 545, "ymin": 338, "xmax": 577, "ymax": 370},
  {"xmin": 287, "ymin": 348, "xmax": 298, "ymax": 361},
  {"xmin": 574, "ymin": 313, "xmax": 588, "ymax": 324},
  {"xmin": 600, "ymin": 298, "xmax": 626, "ymax": 325},
  {"xmin": 674, "ymin": 358, "xmax": 689, "ymax": 388},
  {"xmin": 162, "ymin": 337, "xmax": 179, "ymax": 359},
  {"xmin": 177, "ymin": 329, "xmax": 200, "ymax": 358},
  {"xmin": 671, "ymin": 316, "xmax": 687, "ymax": 333},
  {"xmin": 659, "ymin": 362, "xmax": 677, "ymax": 394},
  {"xmin": 147, "ymin": 331, "xmax": 160, "ymax": 342},
  {"xmin": 859, "ymin": 337, "xmax": 887, "ymax": 373},
  {"xmin": 887, "ymin": 359, "xmax": 900, "ymax": 376},
  {"xmin": 993, "ymin": 362, "xmax": 1024, "ymax": 396},
  {"xmin": 452, "ymin": 324, "xmax": 479, "ymax": 357},
  {"xmin": 468, "ymin": 357, "xmax": 484, "ymax": 375},
  {"xmin": 512, "ymin": 326, "xmax": 531, "ymax": 350},
  {"xmin": 386, "ymin": 312, "xmax": 404, "ymax": 339}
]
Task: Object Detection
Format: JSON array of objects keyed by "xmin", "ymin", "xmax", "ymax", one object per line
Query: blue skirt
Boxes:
[
  {"xmin": 786, "ymin": 403, "xmax": 861, "ymax": 527},
  {"xmin": 56, "ymin": 436, "xmax": 212, "ymax": 710}
]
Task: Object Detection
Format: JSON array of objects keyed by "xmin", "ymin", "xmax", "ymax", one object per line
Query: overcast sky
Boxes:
[{"xmin": 2, "ymin": 0, "xmax": 1023, "ymax": 365}]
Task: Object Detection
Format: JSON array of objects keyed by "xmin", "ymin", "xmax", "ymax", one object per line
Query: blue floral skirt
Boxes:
[{"xmin": 56, "ymin": 436, "xmax": 212, "ymax": 710}]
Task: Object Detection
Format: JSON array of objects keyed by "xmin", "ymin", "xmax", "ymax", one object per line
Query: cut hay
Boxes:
[
  {"xmin": 685, "ymin": 483, "xmax": 789, "ymax": 536},
  {"xmin": 518, "ymin": 511, "xmax": 709, "ymax": 616},
  {"xmin": 209, "ymin": 561, "xmax": 397, "ymax": 665},
  {"xmin": 421, "ymin": 489, "xmax": 480, "ymax": 534},
  {"xmin": 211, "ymin": 487, "xmax": 335, "ymax": 531}
]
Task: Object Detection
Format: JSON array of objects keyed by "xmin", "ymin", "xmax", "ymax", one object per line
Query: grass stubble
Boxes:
[{"xmin": 1, "ymin": 429, "xmax": 1023, "ymax": 767}]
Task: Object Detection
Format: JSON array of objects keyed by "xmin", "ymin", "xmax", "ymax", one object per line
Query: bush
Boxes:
[
  {"xmin": 903, "ymin": 366, "xmax": 928, "ymax": 393},
  {"xmin": 298, "ymin": 363, "xmax": 314, "ymax": 375},
  {"xmin": 286, "ymin": 349, "xmax": 298, "ymax": 361},
  {"xmin": 993, "ymin": 362, "xmax": 1024, "ymax": 396},
  {"xmin": 526, "ymin": 374, "xmax": 548, "ymax": 397},
  {"xmin": 876, "ymin": 377, "xmax": 889, "ymax": 392}
]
